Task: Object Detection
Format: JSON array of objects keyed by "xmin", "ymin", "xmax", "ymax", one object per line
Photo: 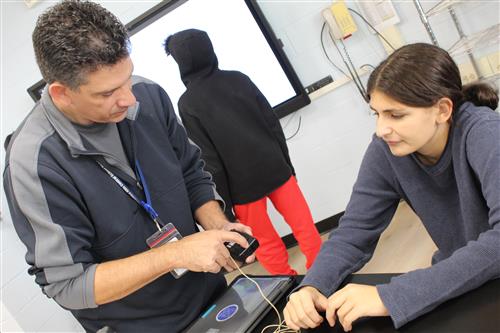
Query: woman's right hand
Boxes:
[{"xmin": 283, "ymin": 286, "xmax": 328, "ymax": 331}]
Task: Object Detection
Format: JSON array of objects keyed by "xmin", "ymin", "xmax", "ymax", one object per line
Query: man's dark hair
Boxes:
[
  {"xmin": 33, "ymin": 0, "xmax": 130, "ymax": 89},
  {"xmin": 367, "ymin": 43, "xmax": 498, "ymax": 111}
]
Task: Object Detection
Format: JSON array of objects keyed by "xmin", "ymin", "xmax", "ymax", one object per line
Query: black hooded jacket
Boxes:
[{"xmin": 166, "ymin": 29, "xmax": 294, "ymax": 216}]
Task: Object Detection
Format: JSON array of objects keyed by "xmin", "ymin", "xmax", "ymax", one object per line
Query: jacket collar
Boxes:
[{"xmin": 40, "ymin": 86, "xmax": 140, "ymax": 156}]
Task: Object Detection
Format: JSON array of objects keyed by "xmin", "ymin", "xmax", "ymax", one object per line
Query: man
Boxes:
[
  {"xmin": 164, "ymin": 29, "xmax": 322, "ymax": 275},
  {"xmin": 3, "ymin": 1, "xmax": 253, "ymax": 331}
]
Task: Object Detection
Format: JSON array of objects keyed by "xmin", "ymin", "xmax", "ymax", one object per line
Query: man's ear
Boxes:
[
  {"xmin": 48, "ymin": 82, "xmax": 72, "ymax": 108},
  {"xmin": 436, "ymin": 97, "xmax": 453, "ymax": 124}
]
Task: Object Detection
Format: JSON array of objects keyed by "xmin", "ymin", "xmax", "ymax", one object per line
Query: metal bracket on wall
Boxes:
[{"xmin": 411, "ymin": 0, "xmax": 494, "ymax": 80}]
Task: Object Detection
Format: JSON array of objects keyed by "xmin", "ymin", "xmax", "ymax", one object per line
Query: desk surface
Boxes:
[{"xmin": 255, "ymin": 274, "xmax": 500, "ymax": 333}]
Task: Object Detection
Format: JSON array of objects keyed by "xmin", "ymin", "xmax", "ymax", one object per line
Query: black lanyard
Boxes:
[{"xmin": 97, "ymin": 160, "xmax": 162, "ymax": 231}]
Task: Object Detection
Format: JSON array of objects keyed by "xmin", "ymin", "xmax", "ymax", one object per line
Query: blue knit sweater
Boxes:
[{"xmin": 300, "ymin": 102, "xmax": 500, "ymax": 328}]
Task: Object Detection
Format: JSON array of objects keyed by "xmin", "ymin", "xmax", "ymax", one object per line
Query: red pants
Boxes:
[{"xmin": 233, "ymin": 176, "xmax": 322, "ymax": 275}]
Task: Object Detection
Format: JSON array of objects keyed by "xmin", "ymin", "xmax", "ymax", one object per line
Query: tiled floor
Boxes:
[{"xmin": 225, "ymin": 201, "xmax": 437, "ymax": 283}]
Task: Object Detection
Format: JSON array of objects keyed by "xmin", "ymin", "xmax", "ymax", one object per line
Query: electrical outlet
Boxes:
[
  {"xmin": 458, "ymin": 61, "xmax": 478, "ymax": 84},
  {"xmin": 458, "ymin": 51, "xmax": 500, "ymax": 83},
  {"xmin": 476, "ymin": 56, "xmax": 493, "ymax": 78},
  {"xmin": 487, "ymin": 51, "xmax": 500, "ymax": 75}
]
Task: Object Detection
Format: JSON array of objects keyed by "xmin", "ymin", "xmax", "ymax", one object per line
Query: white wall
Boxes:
[
  {"xmin": 258, "ymin": 0, "xmax": 500, "ymax": 233},
  {"xmin": 1, "ymin": 0, "xmax": 498, "ymax": 331}
]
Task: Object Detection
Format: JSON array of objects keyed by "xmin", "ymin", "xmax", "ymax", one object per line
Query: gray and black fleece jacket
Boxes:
[{"xmin": 4, "ymin": 77, "xmax": 226, "ymax": 332}]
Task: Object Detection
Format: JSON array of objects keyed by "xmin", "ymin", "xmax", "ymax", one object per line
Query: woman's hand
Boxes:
[
  {"xmin": 283, "ymin": 286, "xmax": 328, "ymax": 331},
  {"xmin": 325, "ymin": 284, "xmax": 389, "ymax": 331}
]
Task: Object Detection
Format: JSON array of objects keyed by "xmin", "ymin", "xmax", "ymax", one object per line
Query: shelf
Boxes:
[
  {"xmin": 309, "ymin": 67, "xmax": 370, "ymax": 101},
  {"xmin": 484, "ymin": 72, "xmax": 500, "ymax": 82},
  {"xmin": 448, "ymin": 24, "xmax": 500, "ymax": 57},
  {"xmin": 425, "ymin": 0, "xmax": 463, "ymax": 17}
]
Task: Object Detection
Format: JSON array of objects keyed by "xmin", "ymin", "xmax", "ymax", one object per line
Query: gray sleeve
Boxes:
[
  {"xmin": 44, "ymin": 264, "xmax": 98, "ymax": 309},
  {"xmin": 300, "ymin": 138, "xmax": 400, "ymax": 296},
  {"xmin": 377, "ymin": 116, "xmax": 500, "ymax": 328},
  {"xmin": 4, "ymin": 130, "xmax": 98, "ymax": 310}
]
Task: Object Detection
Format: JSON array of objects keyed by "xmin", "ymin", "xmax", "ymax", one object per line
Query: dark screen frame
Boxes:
[{"xmin": 27, "ymin": 0, "xmax": 310, "ymax": 118}]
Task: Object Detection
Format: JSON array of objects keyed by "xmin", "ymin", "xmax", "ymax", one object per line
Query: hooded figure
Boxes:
[{"xmin": 165, "ymin": 29, "xmax": 321, "ymax": 275}]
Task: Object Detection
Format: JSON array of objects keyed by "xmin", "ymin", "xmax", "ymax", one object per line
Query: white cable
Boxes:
[{"xmin": 229, "ymin": 257, "xmax": 300, "ymax": 333}]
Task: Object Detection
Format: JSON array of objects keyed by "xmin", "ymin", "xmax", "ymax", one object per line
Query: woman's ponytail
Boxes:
[
  {"xmin": 462, "ymin": 82, "xmax": 498, "ymax": 110},
  {"xmin": 367, "ymin": 43, "xmax": 499, "ymax": 113}
]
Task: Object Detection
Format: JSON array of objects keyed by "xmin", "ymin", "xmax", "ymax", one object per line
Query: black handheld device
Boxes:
[{"xmin": 225, "ymin": 231, "xmax": 259, "ymax": 262}]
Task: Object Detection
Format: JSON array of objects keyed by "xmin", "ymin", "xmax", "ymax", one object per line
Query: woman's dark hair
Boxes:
[
  {"xmin": 33, "ymin": 0, "xmax": 130, "ymax": 89},
  {"xmin": 462, "ymin": 82, "xmax": 498, "ymax": 110},
  {"xmin": 367, "ymin": 43, "xmax": 498, "ymax": 111}
]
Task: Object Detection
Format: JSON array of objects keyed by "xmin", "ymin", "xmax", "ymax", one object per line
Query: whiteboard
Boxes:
[{"xmin": 128, "ymin": 0, "xmax": 307, "ymax": 117}]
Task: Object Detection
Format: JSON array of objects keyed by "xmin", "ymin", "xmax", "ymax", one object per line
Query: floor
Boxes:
[{"xmin": 225, "ymin": 201, "xmax": 437, "ymax": 283}]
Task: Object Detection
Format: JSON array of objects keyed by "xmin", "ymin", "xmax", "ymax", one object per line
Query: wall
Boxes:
[
  {"xmin": 1, "ymin": 0, "xmax": 498, "ymax": 331},
  {"xmin": 259, "ymin": 0, "xmax": 500, "ymax": 230}
]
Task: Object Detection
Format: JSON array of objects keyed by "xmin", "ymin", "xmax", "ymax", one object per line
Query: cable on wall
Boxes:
[
  {"xmin": 360, "ymin": 63, "xmax": 376, "ymax": 70},
  {"xmin": 320, "ymin": 22, "xmax": 348, "ymax": 77},
  {"xmin": 348, "ymin": 8, "xmax": 396, "ymax": 51},
  {"xmin": 328, "ymin": 33, "xmax": 369, "ymax": 102},
  {"xmin": 340, "ymin": 38, "xmax": 368, "ymax": 97},
  {"xmin": 285, "ymin": 116, "xmax": 302, "ymax": 140},
  {"xmin": 282, "ymin": 108, "xmax": 300, "ymax": 130}
]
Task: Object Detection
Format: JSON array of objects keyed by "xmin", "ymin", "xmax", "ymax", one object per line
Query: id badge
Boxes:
[{"xmin": 146, "ymin": 223, "xmax": 187, "ymax": 279}]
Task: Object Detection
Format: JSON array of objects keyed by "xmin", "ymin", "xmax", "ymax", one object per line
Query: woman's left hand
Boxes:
[{"xmin": 325, "ymin": 284, "xmax": 389, "ymax": 331}]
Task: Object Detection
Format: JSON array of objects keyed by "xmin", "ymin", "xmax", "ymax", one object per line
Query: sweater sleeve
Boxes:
[
  {"xmin": 179, "ymin": 108, "xmax": 234, "ymax": 220},
  {"xmin": 4, "ymin": 159, "xmax": 98, "ymax": 310},
  {"xmin": 300, "ymin": 138, "xmax": 400, "ymax": 295},
  {"xmin": 376, "ymin": 115, "xmax": 500, "ymax": 328}
]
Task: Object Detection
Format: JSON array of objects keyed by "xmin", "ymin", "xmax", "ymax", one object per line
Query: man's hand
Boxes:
[
  {"xmin": 194, "ymin": 201, "xmax": 256, "ymax": 266},
  {"xmin": 94, "ymin": 227, "xmax": 249, "ymax": 305},
  {"xmin": 283, "ymin": 286, "xmax": 328, "ymax": 331},
  {"xmin": 168, "ymin": 229, "xmax": 249, "ymax": 273},
  {"xmin": 194, "ymin": 200, "xmax": 231, "ymax": 231},
  {"xmin": 325, "ymin": 284, "xmax": 389, "ymax": 331},
  {"xmin": 221, "ymin": 221, "xmax": 256, "ymax": 264}
]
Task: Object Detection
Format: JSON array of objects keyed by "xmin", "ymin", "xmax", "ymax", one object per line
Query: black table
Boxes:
[{"xmin": 255, "ymin": 274, "xmax": 500, "ymax": 333}]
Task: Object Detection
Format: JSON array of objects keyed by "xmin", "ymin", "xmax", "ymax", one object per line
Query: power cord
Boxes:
[
  {"xmin": 229, "ymin": 257, "xmax": 299, "ymax": 333},
  {"xmin": 283, "ymin": 110, "xmax": 299, "ymax": 130},
  {"xmin": 320, "ymin": 22, "xmax": 348, "ymax": 77},
  {"xmin": 348, "ymin": 8, "xmax": 396, "ymax": 51},
  {"xmin": 340, "ymin": 38, "xmax": 368, "ymax": 98},
  {"xmin": 360, "ymin": 63, "xmax": 376, "ymax": 70},
  {"xmin": 285, "ymin": 116, "xmax": 302, "ymax": 140},
  {"xmin": 329, "ymin": 33, "xmax": 369, "ymax": 102}
]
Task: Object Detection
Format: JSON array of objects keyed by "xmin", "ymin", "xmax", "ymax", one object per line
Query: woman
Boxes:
[{"xmin": 283, "ymin": 43, "xmax": 499, "ymax": 331}]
